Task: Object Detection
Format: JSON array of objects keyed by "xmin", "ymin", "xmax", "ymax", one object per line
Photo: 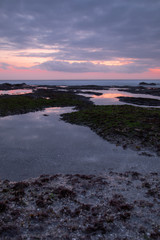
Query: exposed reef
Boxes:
[
  {"xmin": 0, "ymin": 172, "xmax": 159, "ymax": 239},
  {"xmin": 139, "ymin": 82, "xmax": 157, "ymax": 86},
  {"xmin": 118, "ymin": 86, "xmax": 160, "ymax": 97},
  {"xmin": 117, "ymin": 96, "xmax": 160, "ymax": 106},
  {"xmin": 0, "ymin": 84, "xmax": 160, "ymax": 239},
  {"xmin": 1, "ymin": 83, "xmax": 160, "ymax": 156},
  {"xmin": 0, "ymin": 88, "xmax": 93, "ymax": 117},
  {"xmin": 62, "ymin": 105, "xmax": 160, "ymax": 155}
]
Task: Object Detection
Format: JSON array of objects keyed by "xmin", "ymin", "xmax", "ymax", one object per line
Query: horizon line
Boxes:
[{"xmin": 0, "ymin": 79, "xmax": 160, "ymax": 81}]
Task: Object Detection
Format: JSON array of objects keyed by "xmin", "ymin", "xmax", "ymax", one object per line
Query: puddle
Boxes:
[
  {"xmin": 0, "ymin": 89, "xmax": 33, "ymax": 95},
  {"xmin": 0, "ymin": 107, "xmax": 159, "ymax": 181}
]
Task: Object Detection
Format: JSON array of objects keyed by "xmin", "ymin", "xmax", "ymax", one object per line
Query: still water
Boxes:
[
  {"xmin": 0, "ymin": 89, "xmax": 33, "ymax": 95},
  {"xmin": 0, "ymin": 107, "xmax": 159, "ymax": 181},
  {"xmin": 80, "ymin": 88, "xmax": 160, "ymax": 107}
]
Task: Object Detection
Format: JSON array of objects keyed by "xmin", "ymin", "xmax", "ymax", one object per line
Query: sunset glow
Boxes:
[
  {"xmin": 0, "ymin": 48, "xmax": 58, "ymax": 68},
  {"xmin": 150, "ymin": 68, "xmax": 160, "ymax": 74},
  {"xmin": 93, "ymin": 93, "xmax": 130, "ymax": 99},
  {"xmin": 0, "ymin": 1, "xmax": 160, "ymax": 80},
  {"xmin": 92, "ymin": 59, "xmax": 135, "ymax": 66}
]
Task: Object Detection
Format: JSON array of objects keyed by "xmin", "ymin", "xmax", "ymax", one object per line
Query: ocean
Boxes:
[{"xmin": 0, "ymin": 79, "xmax": 160, "ymax": 86}]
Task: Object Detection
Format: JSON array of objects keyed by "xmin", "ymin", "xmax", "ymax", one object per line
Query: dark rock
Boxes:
[
  {"xmin": 109, "ymin": 194, "xmax": 133, "ymax": 212},
  {"xmin": 12, "ymin": 182, "xmax": 29, "ymax": 191},
  {"xmin": 139, "ymin": 82, "xmax": 156, "ymax": 86},
  {"xmin": 131, "ymin": 171, "xmax": 141, "ymax": 179},
  {"xmin": 36, "ymin": 197, "xmax": 46, "ymax": 208},
  {"xmin": 0, "ymin": 224, "xmax": 19, "ymax": 238},
  {"xmin": 119, "ymin": 212, "xmax": 131, "ymax": 220},
  {"xmin": 11, "ymin": 210, "xmax": 21, "ymax": 217},
  {"xmin": 53, "ymin": 186, "xmax": 76, "ymax": 199},
  {"xmin": 147, "ymin": 188, "xmax": 158, "ymax": 197},
  {"xmin": 85, "ymin": 220, "xmax": 107, "ymax": 234},
  {"xmin": 0, "ymin": 201, "xmax": 7, "ymax": 212},
  {"xmin": 150, "ymin": 227, "xmax": 160, "ymax": 239},
  {"xmin": 118, "ymin": 96, "xmax": 160, "ymax": 106},
  {"xmin": 142, "ymin": 182, "xmax": 151, "ymax": 188}
]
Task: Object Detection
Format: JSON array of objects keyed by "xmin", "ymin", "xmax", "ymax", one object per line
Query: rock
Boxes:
[
  {"xmin": 0, "ymin": 201, "xmax": 7, "ymax": 212},
  {"xmin": 139, "ymin": 82, "xmax": 156, "ymax": 86}
]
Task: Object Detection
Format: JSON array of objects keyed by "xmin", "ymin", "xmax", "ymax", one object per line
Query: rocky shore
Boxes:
[
  {"xmin": 118, "ymin": 86, "xmax": 160, "ymax": 97},
  {"xmin": 1, "ymin": 83, "xmax": 160, "ymax": 156},
  {"xmin": 0, "ymin": 83, "xmax": 160, "ymax": 239},
  {"xmin": 0, "ymin": 172, "xmax": 160, "ymax": 240},
  {"xmin": 0, "ymin": 87, "xmax": 93, "ymax": 117},
  {"xmin": 62, "ymin": 105, "xmax": 160, "ymax": 156},
  {"xmin": 117, "ymin": 96, "xmax": 160, "ymax": 106}
]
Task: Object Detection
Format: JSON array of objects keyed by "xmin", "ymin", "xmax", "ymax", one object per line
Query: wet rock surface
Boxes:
[
  {"xmin": 0, "ymin": 172, "xmax": 159, "ymax": 239},
  {"xmin": 139, "ymin": 82, "xmax": 157, "ymax": 86},
  {"xmin": 0, "ymin": 83, "xmax": 32, "ymax": 90},
  {"xmin": 0, "ymin": 87, "xmax": 93, "ymax": 117},
  {"xmin": 62, "ymin": 105, "xmax": 160, "ymax": 155},
  {"xmin": 117, "ymin": 96, "xmax": 160, "ymax": 106},
  {"xmin": 118, "ymin": 86, "xmax": 160, "ymax": 97}
]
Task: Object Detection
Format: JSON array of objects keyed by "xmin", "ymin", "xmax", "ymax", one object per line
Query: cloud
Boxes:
[
  {"xmin": 0, "ymin": 62, "xmax": 11, "ymax": 69},
  {"xmin": 0, "ymin": 0, "xmax": 160, "ymax": 73},
  {"xmin": 34, "ymin": 59, "xmax": 152, "ymax": 74},
  {"xmin": 34, "ymin": 60, "xmax": 110, "ymax": 73}
]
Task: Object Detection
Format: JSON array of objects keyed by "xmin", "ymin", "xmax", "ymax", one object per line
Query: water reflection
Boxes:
[
  {"xmin": 36, "ymin": 87, "xmax": 48, "ymax": 89},
  {"xmin": 95, "ymin": 93, "xmax": 124, "ymax": 99},
  {"xmin": 0, "ymin": 107, "xmax": 159, "ymax": 181},
  {"xmin": 0, "ymin": 89, "xmax": 33, "ymax": 95},
  {"xmin": 44, "ymin": 107, "xmax": 75, "ymax": 114},
  {"xmin": 80, "ymin": 88, "xmax": 160, "ymax": 106},
  {"xmin": 94, "ymin": 92, "xmax": 130, "ymax": 100}
]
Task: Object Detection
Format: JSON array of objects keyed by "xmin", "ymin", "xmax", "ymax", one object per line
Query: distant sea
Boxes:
[{"xmin": 0, "ymin": 79, "xmax": 160, "ymax": 86}]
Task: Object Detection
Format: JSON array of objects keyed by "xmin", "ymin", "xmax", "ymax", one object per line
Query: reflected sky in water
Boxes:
[
  {"xmin": 0, "ymin": 107, "xmax": 159, "ymax": 181},
  {"xmin": 0, "ymin": 89, "xmax": 33, "ymax": 95},
  {"xmin": 80, "ymin": 88, "xmax": 160, "ymax": 106}
]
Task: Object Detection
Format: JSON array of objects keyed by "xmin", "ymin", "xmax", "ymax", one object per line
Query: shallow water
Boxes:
[
  {"xmin": 0, "ymin": 89, "xmax": 33, "ymax": 95},
  {"xmin": 0, "ymin": 107, "xmax": 159, "ymax": 181},
  {"xmin": 79, "ymin": 88, "xmax": 160, "ymax": 107}
]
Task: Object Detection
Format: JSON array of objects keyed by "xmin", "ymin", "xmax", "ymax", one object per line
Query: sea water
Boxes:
[
  {"xmin": 0, "ymin": 107, "xmax": 159, "ymax": 181},
  {"xmin": 0, "ymin": 79, "xmax": 160, "ymax": 86}
]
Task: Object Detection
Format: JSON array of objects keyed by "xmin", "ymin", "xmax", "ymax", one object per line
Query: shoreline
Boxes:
[
  {"xmin": 0, "ymin": 83, "xmax": 160, "ymax": 239},
  {"xmin": 0, "ymin": 83, "xmax": 160, "ymax": 156},
  {"xmin": 0, "ymin": 171, "xmax": 160, "ymax": 239},
  {"xmin": 62, "ymin": 105, "xmax": 160, "ymax": 156}
]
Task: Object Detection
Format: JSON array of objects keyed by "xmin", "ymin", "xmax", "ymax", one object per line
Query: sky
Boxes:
[{"xmin": 0, "ymin": 0, "xmax": 160, "ymax": 80}]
